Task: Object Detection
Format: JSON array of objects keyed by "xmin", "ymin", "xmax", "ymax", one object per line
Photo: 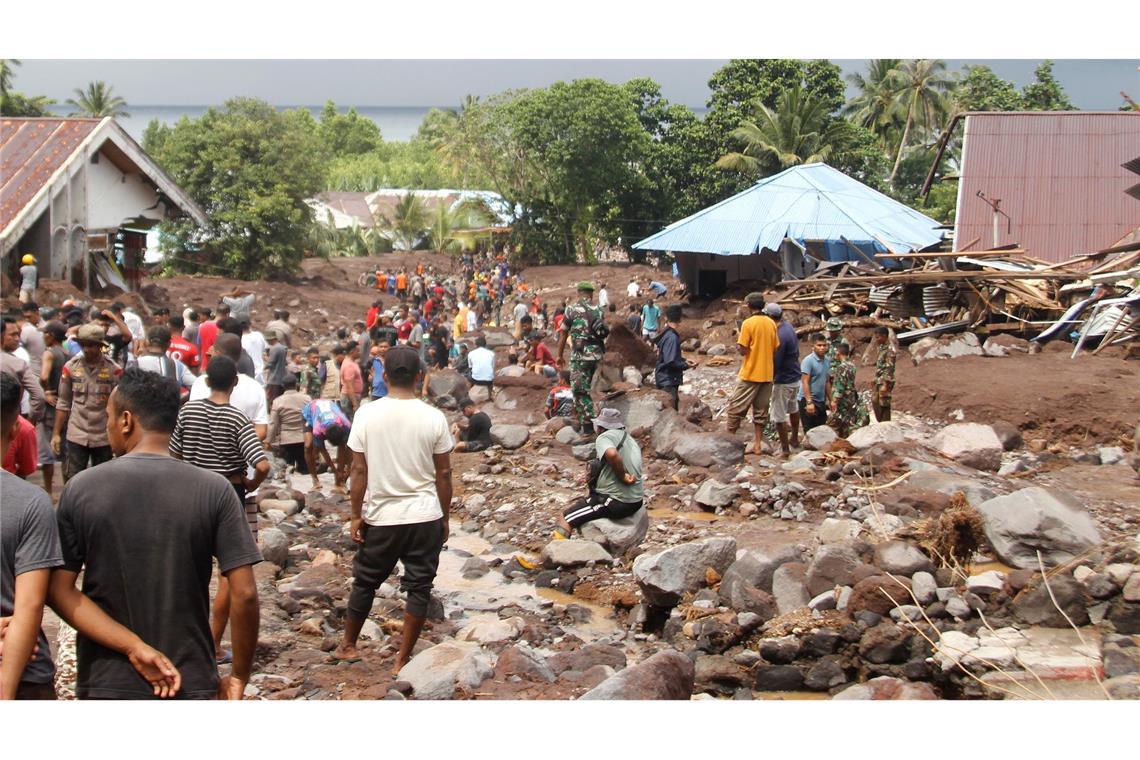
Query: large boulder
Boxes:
[
  {"xmin": 905, "ymin": 469, "xmax": 995, "ymax": 506},
  {"xmin": 832, "ymin": 676, "xmax": 938, "ymax": 700},
  {"xmin": 977, "ymin": 487, "xmax": 1102, "ymax": 569},
  {"xmin": 580, "ymin": 508, "xmax": 649, "ymax": 556},
  {"xmin": 541, "ymin": 540, "xmax": 612, "ymax": 568},
  {"xmin": 771, "ymin": 563, "xmax": 809, "ymax": 614},
  {"xmin": 719, "ymin": 547, "xmax": 801, "ymax": 613},
  {"xmin": 633, "ymin": 536, "xmax": 738, "ymax": 606},
  {"xmin": 804, "ymin": 425, "xmax": 838, "ymax": 451},
  {"xmin": 650, "ymin": 408, "xmax": 696, "ymax": 458},
  {"xmin": 1012, "ymin": 576, "xmax": 1090, "ymax": 627},
  {"xmin": 846, "ymin": 422, "xmax": 905, "ymax": 451},
  {"xmin": 932, "ymin": 423, "xmax": 1004, "ymax": 472},
  {"xmin": 482, "ymin": 331, "xmax": 515, "ymax": 348},
  {"xmin": 694, "ymin": 480, "xmax": 738, "ymax": 509},
  {"xmin": 467, "ymin": 384, "xmax": 490, "ymax": 404},
  {"xmin": 258, "ymin": 528, "xmax": 289, "ymax": 568},
  {"xmin": 608, "ymin": 394, "xmax": 664, "ymax": 435},
  {"xmin": 489, "ymin": 424, "xmax": 529, "ymax": 450},
  {"xmin": 427, "ymin": 370, "xmax": 469, "ymax": 403},
  {"xmin": 874, "ymin": 541, "xmax": 935, "ymax": 575},
  {"xmin": 673, "ymin": 433, "xmax": 745, "ymax": 468},
  {"xmin": 398, "ymin": 642, "xmax": 494, "ymax": 700},
  {"xmin": 805, "ymin": 543, "xmax": 862, "ymax": 597},
  {"xmin": 579, "ymin": 650, "xmax": 694, "ymax": 700}
]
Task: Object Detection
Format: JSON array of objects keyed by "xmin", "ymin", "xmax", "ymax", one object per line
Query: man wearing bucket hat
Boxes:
[
  {"xmin": 556, "ymin": 281, "xmax": 607, "ymax": 441},
  {"xmin": 52, "ymin": 323, "xmax": 122, "ymax": 481},
  {"xmin": 824, "ymin": 317, "xmax": 845, "ymax": 362},
  {"xmin": 725, "ymin": 292, "xmax": 780, "ymax": 456},
  {"xmin": 554, "ymin": 407, "xmax": 644, "ymax": 539},
  {"xmin": 19, "ymin": 254, "xmax": 38, "ymax": 304}
]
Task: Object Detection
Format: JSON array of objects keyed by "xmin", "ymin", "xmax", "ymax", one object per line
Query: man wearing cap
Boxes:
[
  {"xmin": 555, "ymin": 408, "xmax": 644, "ymax": 539},
  {"xmin": 725, "ymin": 293, "xmax": 780, "ymax": 455},
  {"xmin": 654, "ymin": 304, "xmax": 691, "ymax": 411},
  {"xmin": 19, "ymin": 255, "xmax": 38, "ymax": 303},
  {"xmin": 766, "ymin": 303, "xmax": 802, "ymax": 455},
  {"xmin": 52, "ymin": 324, "xmax": 122, "ymax": 481},
  {"xmin": 557, "ymin": 282, "xmax": 606, "ymax": 440},
  {"xmin": 824, "ymin": 318, "xmax": 845, "ymax": 362},
  {"xmin": 333, "ymin": 346, "xmax": 453, "ymax": 673}
]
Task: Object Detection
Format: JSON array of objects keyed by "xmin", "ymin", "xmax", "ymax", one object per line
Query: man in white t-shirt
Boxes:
[
  {"xmin": 189, "ymin": 334, "xmax": 268, "ymax": 439},
  {"xmin": 240, "ymin": 321, "xmax": 268, "ymax": 386},
  {"xmin": 467, "ymin": 336, "xmax": 496, "ymax": 391},
  {"xmin": 627, "ymin": 280, "xmax": 640, "ymax": 299},
  {"xmin": 333, "ymin": 346, "xmax": 453, "ymax": 673}
]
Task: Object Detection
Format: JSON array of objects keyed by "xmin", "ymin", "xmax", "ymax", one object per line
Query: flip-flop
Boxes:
[{"xmin": 215, "ymin": 650, "xmax": 233, "ymax": 665}]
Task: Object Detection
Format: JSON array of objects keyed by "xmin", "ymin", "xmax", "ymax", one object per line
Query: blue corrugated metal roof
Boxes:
[{"xmin": 633, "ymin": 163, "xmax": 944, "ymax": 256}]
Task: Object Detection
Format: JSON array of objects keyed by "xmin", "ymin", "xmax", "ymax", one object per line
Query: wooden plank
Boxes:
[
  {"xmin": 776, "ymin": 270, "xmax": 1087, "ymax": 287},
  {"xmin": 825, "ymin": 263, "xmax": 850, "ymax": 300},
  {"xmin": 956, "ymin": 236, "xmax": 982, "ymax": 253},
  {"xmin": 875, "ymin": 247, "xmax": 1027, "ymax": 260}
]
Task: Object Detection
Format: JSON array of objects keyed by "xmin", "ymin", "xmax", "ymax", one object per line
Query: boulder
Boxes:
[
  {"xmin": 649, "ymin": 408, "xmax": 692, "ymax": 458},
  {"xmin": 457, "ymin": 616, "xmax": 524, "ymax": 645},
  {"xmin": 482, "ymin": 331, "xmax": 515, "ymax": 348},
  {"xmin": 754, "ymin": 664, "xmax": 805, "ymax": 691},
  {"xmin": 673, "ymin": 433, "xmax": 745, "ymax": 468},
  {"xmin": 874, "ymin": 541, "xmax": 934, "ymax": 575},
  {"xmin": 909, "ymin": 332, "xmax": 984, "ymax": 363},
  {"xmin": 694, "ymin": 655, "xmax": 747, "ymax": 692},
  {"xmin": 932, "ymin": 423, "xmax": 1004, "ymax": 471},
  {"xmin": 805, "ymin": 543, "xmax": 862, "ymax": 597},
  {"xmin": 621, "ymin": 367, "xmax": 644, "ymax": 387},
  {"xmin": 977, "ymin": 487, "xmax": 1102, "ymax": 569},
  {"xmin": 467, "ymin": 384, "xmax": 490, "ymax": 404},
  {"xmin": 758, "ymin": 636, "xmax": 800, "ymax": 664},
  {"xmin": 494, "ymin": 643, "xmax": 556, "ymax": 683},
  {"xmin": 771, "ymin": 563, "xmax": 809, "ymax": 614},
  {"xmin": 259, "ymin": 498, "xmax": 301, "ymax": 517},
  {"xmin": 633, "ymin": 536, "xmax": 738, "ymax": 607},
  {"xmin": 555, "ymin": 426, "xmax": 578, "ymax": 445},
  {"xmin": 847, "ymin": 574, "xmax": 912, "ymax": 617},
  {"xmin": 580, "ymin": 508, "xmax": 649, "ymax": 556},
  {"xmin": 427, "ymin": 370, "xmax": 469, "ymax": 402},
  {"xmin": 490, "ymin": 424, "xmax": 529, "ymax": 450},
  {"xmin": 911, "ymin": 571, "xmax": 937, "ymax": 605},
  {"xmin": 803, "ymin": 656, "xmax": 850, "ymax": 691},
  {"xmin": 1099, "ymin": 446, "xmax": 1126, "ymax": 466},
  {"xmin": 258, "ymin": 528, "xmax": 289, "ymax": 568},
  {"xmin": 694, "ymin": 480, "xmax": 738, "ymax": 509},
  {"xmin": 804, "ymin": 425, "xmax": 838, "ymax": 451},
  {"xmin": 965, "ymin": 570, "xmax": 1006, "ymax": 595},
  {"xmin": 1012, "ymin": 576, "xmax": 1090, "ymax": 627},
  {"xmin": 858, "ymin": 623, "xmax": 911, "ymax": 664},
  {"xmin": 608, "ymin": 394, "xmax": 665, "ymax": 435},
  {"xmin": 846, "ymin": 422, "xmax": 905, "ymax": 451},
  {"xmin": 541, "ymin": 540, "xmax": 612, "ymax": 568},
  {"xmin": 718, "ymin": 546, "xmax": 800, "ymax": 596},
  {"xmin": 817, "ymin": 518, "xmax": 862, "ymax": 544},
  {"xmin": 547, "ymin": 644, "xmax": 627, "ymax": 675},
  {"xmin": 572, "ymin": 444, "xmax": 596, "ymax": 461},
  {"xmin": 832, "ymin": 676, "xmax": 938, "ymax": 700},
  {"xmin": 492, "ymin": 390, "xmax": 521, "ymax": 411},
  {"xmin": 398, "ymin": 642, "xmax": 494, "ymax": 700},
  {"xmin": 579, "ymin": 650, "xmax": 694, "ymax": 700}
]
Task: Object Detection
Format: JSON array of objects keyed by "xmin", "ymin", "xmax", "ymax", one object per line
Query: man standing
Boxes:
[
  {"xmin": 266, "ymin": 310, "xmax": 293, "ymax": 349},
  {"xmin": 18, "ymin": 303, "xmax": 45, "ymax": 377},
  {"xmin": 626, "ymin": 279, "xmax": 640, "ymax": 300},
  {"xmin": 339, "ymin": 342, "xmax": 364, "ymax": 420},
  {"xmin": 871, "ymin": 327, "xmax": 896, "ymax": 422},
  {"xmin": 240, "ymin": 320, "xmax": 267, "ymax": 387},
  {"xmin": 766, "ymin": 303, "xmax": 802, "ymax": 456},
  {"xmin": 166, "ymin": 316, "xmax": 200, "ymax": 372},
  {"xmin": 467, "ymin": 336, "xmax": 496, "ymax": 393},
  {"xmin": 189, "ymin": 334, "xmax": 268, "ymax": 444},
  {"xmin": 268, "ymin": 375, "xmax": 311, "ymax": 477},
  {"xmin": 452, "ymin": 397, "xmax": 493, "ymax": 453},
  {"xmin": 52, "ymin": 324, "xmax": 122, "ymax": 481},
  {"xmin": 333, "ymin": 347, "xmax": 453, "ymax": 672},
  {"xmin": 196, "ymin": 308, "xmax": 219, "ymax": 371},
  {"xmin": 557, "ymin": 282, "xmax": 606, "ymax": 439},
  {"xmin": 598, "ymin": 282, "xmax": 609, "ymax": 310},
  {"xmin": 50, "ymin": 368, "xmax": 259, "ymax": 699},
  {"xmin": 641, "ymin": 298, "xmax": 661, "ymax": 340},
  {"xmin": 37, "ymin": 321, "xmax": 68, "ymax": 494},
  {"xmin": 134, "ymin": 326, "xmax": 195, "ymax": 397},
  {"xmin": 824, "ymin": 317, "xmax": 845, "ymax": 362},
  {"xmin": 18, "ymin": 254, "xmax": 38, "ymax": 304},
  {"xmin": 800, "ymin": 333, "xmax": 831, "ymax": 431},
  {"xmin": 1, "ymin": 318, "xmax": 45, "ymax": 423},
  {"xmin": 368, "ymin": 343, "xmax": 389, "ymax": 401},
  {"xmin": 654, "ymin": 305, "xmax": 690, "ymax": 411},
  {"xmin": 828, "ymin": 342, "xmax": 867, "ymax": 437},
  {"xmin": 299, "ymin": 347, "xmax": 323, "ymax": 399},
  {"xmin": 555, "ymin": 408, "xmax": 644, "ymax": 538},
  {"xmin": 221, "ymin": 288, "xmax": 256, "ymax": 323},
  {"xmin": 725, "ymin": 293, "xmax": 779, "ymax": 456},
  {"xmin": 264, "ymin": 330, "xmax": 289, "ymax": 406}
]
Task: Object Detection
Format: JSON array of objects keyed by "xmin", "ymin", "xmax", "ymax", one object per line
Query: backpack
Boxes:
[{"xmin": 586, "ymin": 430, "xmax": 628, "ymax": 491}]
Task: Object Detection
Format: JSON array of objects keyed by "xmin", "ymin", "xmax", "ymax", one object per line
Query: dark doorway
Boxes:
[{"xmin": 697, "ymin": 269, "xmax": 727, "ymax": 299}]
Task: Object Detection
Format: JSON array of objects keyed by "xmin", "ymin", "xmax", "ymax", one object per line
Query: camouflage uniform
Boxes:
[
  {"xmin": 873, "ymin": 342, "xmax": 896, "ymax": 422},
  {"xmin": 828, "ymin": 358, "xmax": 868, "ymax": 437},
  {"xmin": 825, "ymin": 333, "xmax": 845, "ymax": 363},
  {"xmin": 299, "ymin": 364, "xmax": 322, "ymax": 399},
  {"xmin": 562, "ymin": 298, "xmax": 605, "ymax": 431}
]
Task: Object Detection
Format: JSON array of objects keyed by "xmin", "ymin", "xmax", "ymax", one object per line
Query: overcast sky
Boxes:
[{"xmin": 12, "ymin": 59, "xmax": 1140, "ymax": 110}]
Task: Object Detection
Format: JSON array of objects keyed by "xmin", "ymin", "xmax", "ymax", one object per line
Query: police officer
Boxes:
[{"xmin": 556, "ymin": 281, "xmax": 606, "ymax": 441}]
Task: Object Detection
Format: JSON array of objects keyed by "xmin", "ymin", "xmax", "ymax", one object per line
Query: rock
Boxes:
[
  {"xmin": 945, "ymin": 596, "xmax": 972, "ymax": 619},
  {"xmin": 607, "ymin": 395, "xmax": 664, "ymax": 435},
  {"xmin": 490, "ymin": 424, "xmax": 529, "ymax": 450},
  {"xmin": 905, "ymin": 470, "xmax": 995, "ymax": 506},
  {"xmin": 571, "ymin": 443, "xmax": 596, "ymax": 461},
  {"xmin": 621, "ymin": 367, "xmax": 644, "ymax": 386},
  {"xmin": 398, "ymin": 642, "xmax": 494, "ymax": 700},
  {"xmin": 482, "ymin": 331, "xmax": 515, "ymax": 348},
  {"xmin": 847, "ymin": 575, "xmax": 912, "ymax": 617},
  {"xmin": 804, "ymin": 425, "xmax": 838, "ymax": 451},
  {"xmin": 673, "ymin": 433, "xmax": 744, "ymax": 468},
  {"xmin": 547, "ymin": 644, "xmax": 627, "ymax": 675},
  {"xmin": 1081, "ymin": 572, "xmax": 1118, "ymax": 600},
  {"xmin": 720, "ymin": 547, "xmax": 800, "ymax": 596},
  {"xmin": 809, "ymin": 590, "xmax": 838, "ymax": 612},
  {"xmin": 817, "ymin": 518, "xmax": 861, "ymax": 544},
  {"xmin": 258, "ymin": 528, "xmax": 289, "ymax": 568},
  {"xmin": 965, "ymin": 570, "xmax": 1006, "ymax": 595},
  {"xmin": 889, "ymin": 605, "xmax": 923, "ymax": 622},
  {"xmin": 694, "ymin": 480, "xmax": 738, "ymax": 509},
  {"xmin": 932, "ymin": 423, "xmax": 1004, "ymax": 471},
  {"xmin": 467, "ymin": 384, "xmax": 490, "ymax": 404},
  {"xmin": 579, "ymin": 650, "xmax": 694, "ymax": 700},
  {"xmin": 1013, "ymin": 576, "xmax": 1090, "ymax": 627},
  {"xmin": 1124, "ymin": 574, "xmax": 1140, "ymax": 602},
  {"xmin": 541, "ymin": 540, "xmax": 612, "ymax": 568},
  {"xmin": 803, "ymin": 656, "xmax": 849, "ymax": 691},
  {"xmin": 990, "ymin": 421, "xmax": 1024, "ymax": 451},
  {"xmin": 706, "ymin": 344, "xmax": 727, "ymax": 356},
  {"xmin": 259, "ymin": 498, "xmax": 301, "ymax": 517},
  {"xmin": 492, "ymin": 389, "xmax": 521, "ymax": 411},
  {"xmin": 722, "ymin": 582, "xmax": 777, "ymax": 621},
  {"xmin": 633, "ymin": 536, "xmax": 737, "ymax": 607},
  {"xmin": 832, "ymin": 676, "xmax": 939, "ymax": 700},
  {"xmin": 909, "ymin": 332, "xmax": 984, "ymax": 362},
  {"xmin": 427, "ymin": 371, "xmax": 469, "ymax": 403},
  {"xmin": 874, "ymin": 541, "xmax": 934, "ymax": 575},
  {"xmin": 694, "ymin": 655, "xmax": 747, "ymax": 692},
  {"xmin": 759, "ymin": 636, "xmax": 800, "ymax": 664},
  {"xmin": 1107, "ymin": 564, "xmax": 1137, "ymax": 586},
  {"xmin": 1107, "ymin": 600, "xmax": 1140, "ymax": 635},
  {"xmin": 977, "ymin": 487, "xmax": 1102, "ymax": 569},
  {"xmin": 580, "ymin": 508, "xmax": 649, "ymax": 556},
  {"xmin": 911, "ymin": 572, "xmax": 937, "ymax": 605},
  {"xmin": 800, "ymin": 629, "xmax": 842, "ymax": 658},
  {"xmin": 1099, "ymin": 446, "xmax": 1125, "ymax": 466},
  {"xmin": 1105, "ymin": 675, "xmax": 1140, "ymax": 699},
  {"xmin": 555, "ymin": 426, "xmax": 578, "ymax": 445},
  {"xmin": 933, "ymin": 630, "xmax": 980, "ymax": 671},
  {"xmin": 1104, "ymin": 645, "xmax": 1140, "ymax": 679},
  {"xmin": 771, "ymin": 563, "xmax": 809, "ymax": 614},
  {"xmin": 859, "ymin": 623, "xmax": 911, "ymax": 664},
  {"xmin": 805, "ymin": 544, "xmax": 862, "ymax": 597},
  {"xmin": 846, "ymin": 422, "xmax": 905, "ymax": 451},
  {"xmin": 753, "ymin": 664, "xmax": 805, "ymax": 691},
  {"xmin": 457, "ymin": 616, "xmax": 524, "ymax": 645},
  {"xmin": 460, "ymin": 557, "xmax": 490, "ymax": 579},
  {"xmin": 494, "ymin": 643, "xmax": 556, "ymax": 683}
]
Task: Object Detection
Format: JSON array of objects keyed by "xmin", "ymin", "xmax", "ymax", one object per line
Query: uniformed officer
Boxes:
[
  {"xmin": 556, "ymin": 282, "xmax": 606, "ymax": 440},
  {"xmin": 52, "ymin": 323, "xmax": 123, "ymax": 481},
  {"xmin": 824, "ymin": 317, "xmax": 845, "ymax": 362},
  {"xmin": 871, "ymin": 326, "xmax": 896, "ymax": 422}
]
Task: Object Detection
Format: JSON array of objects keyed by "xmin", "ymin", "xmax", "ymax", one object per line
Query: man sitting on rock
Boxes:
[
  {"xmin": 554, "ymin": 408, "xmax": 644, "ymax": 539},
  {"xmin": 451, "ymin": 398, "xmax": 493, "ymax": 453}
]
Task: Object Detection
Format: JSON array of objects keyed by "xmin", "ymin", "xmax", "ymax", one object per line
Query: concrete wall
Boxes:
[
  {"xmin": 88, "ymin": 155, "xmax": 163, "ymax": 231},
  {"xmin": 677, "ymin": 251, "xmax": 783, "ymax": 298}
]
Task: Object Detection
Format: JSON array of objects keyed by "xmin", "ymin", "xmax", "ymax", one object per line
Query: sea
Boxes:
[{"xmin": 47, "ymin": 104, "xmax": 438, "ymax": 143}]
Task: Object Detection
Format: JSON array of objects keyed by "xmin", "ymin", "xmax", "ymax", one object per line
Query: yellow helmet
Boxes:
[{"xmin": 21, "ymin": 254, "xmax": 35, "ymax": 265}]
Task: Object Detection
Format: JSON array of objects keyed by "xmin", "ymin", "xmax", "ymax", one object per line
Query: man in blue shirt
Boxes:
[
  {"xmin": 765, "ymin": 303, "xmax": 802, "ymax": 455},
  {"xmin": 369, "ymin": 344, "xmax": 389, "ymax": 400},
  {"xmin": 799, "ymin": 333, "xmax": 830, "ymax": 431},
  {"xmin": 654, "ymin": 305, "xmax": 691, "ymax": 411},
  {"xmin": 641, "ymin": 298, "xmax": 661, "ymax": 340}
]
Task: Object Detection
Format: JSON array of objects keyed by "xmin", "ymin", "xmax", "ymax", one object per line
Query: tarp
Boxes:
[{"xmin": 633, "ymin": 163, "xmax": 944, "ymax": 257}]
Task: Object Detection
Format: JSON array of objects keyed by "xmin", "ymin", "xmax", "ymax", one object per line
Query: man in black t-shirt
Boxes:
[
  {"xmin": 452, "ymin": 397, "xmax": 493, "ymax": 453},
  {"xmin": 48, "ymin": 368, "xmax": 261, "ymax": 699}
]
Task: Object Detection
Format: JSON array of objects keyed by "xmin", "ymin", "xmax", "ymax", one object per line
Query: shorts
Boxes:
[
  {"xmin": 564, "ymin": 492, "xmax": 644, "ymax": 529},
  {"xmin": 348, "ymin": 518, "xmax": 445, "ymax": 619},
  {"xmin": 725, "ymin": 380, "xmax": 773, "ymax": 426},
  {"xmin": 642, "ymin": 329, "xmax": 657, "ymax": 340},
  {"xmin": 769, "ymin": 382, "xmax": 800, "ymax": 424},
  {"xmin": 37, "ymin": 408, "xmax": 61, "ymax": 465}
]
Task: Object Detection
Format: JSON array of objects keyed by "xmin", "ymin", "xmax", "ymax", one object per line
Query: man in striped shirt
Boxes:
[{"xmin": 169, "ymin": 356, "xmax": 268, "ymax": 665}]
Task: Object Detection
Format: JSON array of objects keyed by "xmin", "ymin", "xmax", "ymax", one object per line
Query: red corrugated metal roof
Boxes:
[
  {"xmin": 954, "ymin": 112, "xmax": 1140, "ymax": 263},
  {"xmin": 0, "ymin": 118, "xmax": 103, "ymax": 231}
]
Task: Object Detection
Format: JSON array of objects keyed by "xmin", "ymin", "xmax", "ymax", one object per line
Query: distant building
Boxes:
[
  {"xmin": 1, "ymin": 117, "xmax": 207, "ymax": 293},
  {"xmin": 307, "ymin": 188, "xmax": 514, "ymax": 230}
]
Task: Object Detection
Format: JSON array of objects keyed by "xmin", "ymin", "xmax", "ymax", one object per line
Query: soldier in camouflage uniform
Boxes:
[
  {"xmin": 824, "ymin": 317, "xmax": 845, "ymax": 362},
  {"xmin": 871, "ymin": 326, "xmax": 896, "ymax": 422},
  {"xmin": 556, "ymin": 282, "xmax": 606, "ymax": 439},
  {"xmin": 828, "ymin": 341, "xmax": 868, "ymax": 438}
]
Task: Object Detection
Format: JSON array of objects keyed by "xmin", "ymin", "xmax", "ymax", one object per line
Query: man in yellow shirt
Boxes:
[{"xmin": 726, "ymin": 292, "xmax": 780, "ymax": 455}]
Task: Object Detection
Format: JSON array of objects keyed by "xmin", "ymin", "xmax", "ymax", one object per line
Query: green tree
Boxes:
[
  {"xmin": 66, "ymin": 80, "xmax": 130, "ymax": 118},
  {"xmin": 318, "ymin": 100, "xmax": 383, "ymax": 157},
  {"xmin": 888, "ymin": 59, "xmax": 955, "ymax": 183},
  {"xmin": 148, "ymin": 97, "xmax": 329, "ymax": 279},
  {"xmin": 717, "ymin": 86, "xmax": 849, "ymax": 172},
  {"xmin": 1021, "ymin": 60, "xmax": 1074, "ymax": 111},
  {"xmin": 0, "ymin": 59, "xmax": 18, "ymax": 100},
  {"xmin": 0, "ymin": 59, "xmax": 56, "ymax": 116},
  {"xmin": 380, "ymin": 193, "xmax": 430, "ymax": 251},
  {"xmin": 843, "ymin": 59, "xmax": 904, "ymax": 148},
  {"xmin": 954, "ymin": 65, "xmax": 1024, "ymax": 112}
]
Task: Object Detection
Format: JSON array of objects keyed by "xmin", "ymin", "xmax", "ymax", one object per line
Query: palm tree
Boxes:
[
  {"xmin": 716, "ymin": 87, "xmax": 848, "ymax": 173},
  {"xmin": 843, "ymin": 59, "xmax": 905, "ymax": 146},
  {"xmin": 380, "ymin": 193, "xmax": 430, "ymax": 251},
  {"xmin": 0, "ymin": 59, "xmax": 20, "ymax": 100},
  {"xmin": 887, "ymin": 60, "xmax": 955, "ymax": 183},
  {"xmin": 66, "ymin": 81, "xmax": 130, "ymax": 118}
]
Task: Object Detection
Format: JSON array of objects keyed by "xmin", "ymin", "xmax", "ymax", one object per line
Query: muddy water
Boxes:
[{"xmin": 753, "ymin": 690, "xmax": 830, "ymax": 700}]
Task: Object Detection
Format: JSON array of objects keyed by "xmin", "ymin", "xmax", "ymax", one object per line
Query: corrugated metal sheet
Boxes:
[
  {"xmin": 633, "ymin": 163, "xmax": 944, "ymax": 256},
  {"xmin": 0, "ymin": 118, "xmax": 102, "ymax": 231},
  {"xmin": 954, "ymin": 112, "xmax": 1140, "ymax": 263}
]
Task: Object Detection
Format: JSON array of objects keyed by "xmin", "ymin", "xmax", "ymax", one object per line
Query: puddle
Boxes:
[{"xmin": 967, "ymin": 560, "xmax": 1019, "ymax": 575}]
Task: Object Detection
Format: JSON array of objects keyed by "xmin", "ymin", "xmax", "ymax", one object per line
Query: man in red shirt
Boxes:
[
  {"xmin": 395, "ymin": 308, "xmax": 414, "ymax": 343},
  {"xmin": 524, "ymin": 331, "xmax": 558, "ymax": 379},
  {"xmin": 196, "ymin": 306, "xmax": 221, "ymax": 371},
  {"xmin": 2, "ymin": 414, "xmax": 38, "ymax": 477},
  {"xmin": 365, "ymin": 300, "xmax": 383, "ymax": 331},
  {"xmin": 167, "ymin": 315, "xmax": 200, "ymax": 371}
]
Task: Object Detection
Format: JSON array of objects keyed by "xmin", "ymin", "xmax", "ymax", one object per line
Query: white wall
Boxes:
[{"xmin": 87, "ymin": 155, "xmax": 163, "ymax": 231}]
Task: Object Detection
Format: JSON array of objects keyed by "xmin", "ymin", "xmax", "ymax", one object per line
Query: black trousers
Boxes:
[
  {"xmin": 799, "ymin": 398, "xmax": 828, "ymax": 430},
  {"xmin": 657, "ymin": 383, "xmax": 679, "ymax": 411},
  {"xmin": 563, "ymin": 492, "xmax": 643, "ymax": 529},
  {"xmin": 64, "ymin": 443, "xmax": 112, "ymax": 482},
  {"xmin": 348, "ymin": 518, "xmax": 445, "ymax": 619}
]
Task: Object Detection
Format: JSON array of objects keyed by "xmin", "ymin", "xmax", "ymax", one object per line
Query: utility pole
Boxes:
[{"xmin": 976, "ymin": 190, "xmax": 1011, "ymax": 248}]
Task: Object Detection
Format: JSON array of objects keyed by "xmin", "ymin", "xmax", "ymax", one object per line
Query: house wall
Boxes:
[
  {"xmin": 87, "ymin": 156, "xmax": 162, "ymax": 231},
  {"xmin": 677, "ymin": 252, "xmax": 782, "ymax": 297}
]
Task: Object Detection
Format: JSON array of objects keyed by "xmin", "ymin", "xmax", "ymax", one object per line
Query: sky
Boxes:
[{"xmin": 11, "ymin": 59, "xmax": 1140, "ymax": 111}]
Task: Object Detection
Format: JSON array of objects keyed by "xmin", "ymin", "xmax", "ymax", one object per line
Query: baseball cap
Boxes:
[
  {"xmin": 763, "ymin": 303, "xmax": 783, "ymax": 318},
  {"xmin": 384, "ymin": 345, "xmax": 421, "ymax": 384}
]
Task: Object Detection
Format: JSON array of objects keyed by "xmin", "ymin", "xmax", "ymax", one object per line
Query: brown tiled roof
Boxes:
[{"xmin": 1, "ymin": 118, "xmax": 103, "ymax": 231}]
